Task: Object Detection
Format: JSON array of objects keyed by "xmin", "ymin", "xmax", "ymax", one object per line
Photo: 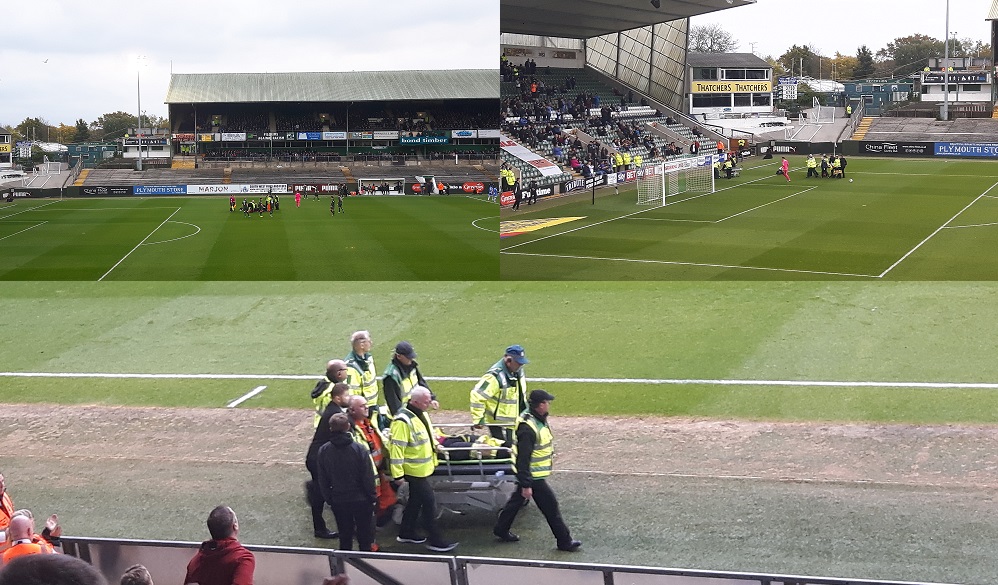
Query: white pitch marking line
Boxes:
[
  {"xmin": 499, "ymin": 251, "xmax": 877, "ymax": 278},
  {"xmin": 0, "ymin": 200, "xmax": 58, "ymax": 221},
  {"xmin": 879, "ymin": 180, "xmax": 998, "ymax": 278},
  {"xmin": 471, "ymin": 216, "xmax": 499, "ymax": 233},
  {"xmin": 98, "ymin": 208, "xmax": 180, "ymax": 281},
  {"xmin": 143, "ymin": 221, "xmax": 201, "ymax": 246},
  {"xmin": 715, "ymin": 186, "xmax": 816, "ymax": 223},
  {"xmin": 227, "ymin": 385, "xmax": 267, "ymax": 408},
  {"xmin": 3, "ymin": 371, "xmax": 998, "ymax": 390},
  {"xmin": 0, "ymin": 221, "xmax": 47, "ymax": 241},
  {"xmin": 944, "ymin": 221, "xmax": 998, "ymax": 229}
]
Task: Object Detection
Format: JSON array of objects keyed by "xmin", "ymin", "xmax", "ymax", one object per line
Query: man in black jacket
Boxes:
[
  {"xmin": 493, "ymin": 389, "xmax": 581, "ymax": 552},
  {"xmin": 317, "ymin": 413, "xmax": 377, "ymax": 551},
  {"xmin": 306, "ymin": 381, "xmax": 351, "ymax": 539},
  {"xmin": 382, "ymin": 341, "xmax": 436, "ymax": 415}
]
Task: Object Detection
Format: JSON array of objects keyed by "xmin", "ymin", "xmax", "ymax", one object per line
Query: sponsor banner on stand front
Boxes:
[
  {"xmin": 291, "ymin": 184, "xmax": 341, "ymax": 193},
  {"xmin": 500, "ymin": 191, "xmax": 515, "ymax": 206},
  {"xmin": 188, "ymin": 183, "xmax": 289, "ymax": 195},
  {"xmin": 461, "ymin": 181, "xmax": 486, "ymax": 193},
  {"xmin": 373, "ymin": 131, "xmax": 399, "ymax": 140},
  {"xmin": 323, "ymin": 132, "xmax": 347, "ymax": 140},
  {"xmin": 859, "ymin": 141, "xmax": 933, "ymax": 156},
  {"xmin": 400, "ymin": 136, "xmax": 449, "ymax": 144},
  {"xmin": 297, "ymin": 132, "xmax": 323, "ymax": 141},
  {"xmin": 934, "ymin": 142, "xmax": 998, "ymax": 158},
  {"xmin": 221, "ymin": 133, "xmax": 247, "ymax": 141},
  {"xmin": 350, "ymin": 131, "xmax": 374, "ymax": 140},
  {"xmin": 562, "ymin": 175, "xmax": 607, "ymax": 193},
  {"xmin": 451, "ymin": 130, "xmax": 477, "ymax": 138},
  {"xmin": 500, "ymin": 133, "xmax": 563, "ymax": 177},
  {"xmin": 133, "ymin": 185, "xmax": 187, "ymax": 196},
  {"xmin": 81, "ymin": 186, "xmax": 133, "ymax": 197},
  {"xmin": 477, "ymin": 129, "xmax": 500, "ymax": 139}
]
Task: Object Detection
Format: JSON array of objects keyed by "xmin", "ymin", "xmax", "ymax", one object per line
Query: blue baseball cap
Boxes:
[{"xmin": 505, "ymin": 344, "xmax": 529, "ymax": 365}]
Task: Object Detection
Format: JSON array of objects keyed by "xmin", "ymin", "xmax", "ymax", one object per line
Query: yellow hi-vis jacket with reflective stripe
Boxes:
[
  {"xmin": 470, "ymin": 360, "xmax": 526, "ymax": 426},
  {"xmin": 388, "ymin": 407, "xmax": 437, "ymax": 479},
  {"xmin": 311, "ymin": 377, "xmax": 335, "ymax": 429},
  {"xmin": 512, "ymin": 410, "xmax": 554, "ymax": 480},
  {"xmin": 345, "ymin": 351, "xmax": 379, "ymax": 407}
]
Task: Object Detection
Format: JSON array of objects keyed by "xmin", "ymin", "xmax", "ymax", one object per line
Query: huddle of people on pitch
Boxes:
[
  {"xmin": 803, "ymin": 154, "xmax": 848, "ymax": 178},
  {"xmin": 305, "ymin": 333, "xmax": 581, "ymax": 554}
]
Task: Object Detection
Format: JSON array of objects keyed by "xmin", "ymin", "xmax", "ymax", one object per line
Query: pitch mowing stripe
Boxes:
[
  {"xmin": 98, "ymin": 207, "xmax": 181, "ymax": 281},
  {"xmin": 878, "ymin": 180, "xmax": 998, "ymax": 278},
  {"xmin": 0, "ymin": 221, "xmax": 47, "ymax": 241},
  {"xmin": 1, "ymin": 372, "xmax": 997, "ymax": 389}
]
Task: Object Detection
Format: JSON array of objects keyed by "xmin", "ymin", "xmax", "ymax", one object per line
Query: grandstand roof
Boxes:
[
  {"xmin": 686, "ymin": 52, "xmax": 772, "ymax": 68},
  {"xmin": 500, "ymin": 0, "xmax": 755, "ymax": 39},
  {"xmin": 164, "ymin": 70, "xmax": 498, "ymax": 104},
  {"xmin": 989, "ymin": 0, "xmax": 998, "ymax": 20}
]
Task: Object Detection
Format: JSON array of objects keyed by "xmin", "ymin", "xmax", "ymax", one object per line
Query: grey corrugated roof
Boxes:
[
  {"xmin": 686, "ymin": 52, "xmax": 772, "ymax": 68},
  {"xmin": 164, "ymin": 70, "xmax": 498, "ymax": 104}
]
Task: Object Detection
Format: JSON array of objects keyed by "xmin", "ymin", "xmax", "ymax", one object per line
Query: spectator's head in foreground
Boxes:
[{"xmin": 0, "ymin": 553, "xmax": 108, "ymax": 585}]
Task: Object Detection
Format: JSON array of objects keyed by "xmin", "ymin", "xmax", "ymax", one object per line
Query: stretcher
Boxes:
[{"xmin": 395, "ymin": 423, "xmax": 517, "ymax": 517}]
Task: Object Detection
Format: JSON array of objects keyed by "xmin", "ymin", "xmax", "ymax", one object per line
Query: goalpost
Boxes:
[
  {"xmin": 812, "ymin": 96, "xmax": 836, "ymax": 123},
  {"xmin": 637, "ymin": 154, "xmax": 715, "ymax": 205}
]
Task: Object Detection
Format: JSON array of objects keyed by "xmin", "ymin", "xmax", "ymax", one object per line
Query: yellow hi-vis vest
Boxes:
[
  {"xmin": 383, "ymin": 362, "xmax": 420, "ymax": 407},
  {"xmin": 345, "ymin": 351, "xmax": 379, "ymax": 407},
  {"xmin": 806, "ymin": 157, "xmax": 817, "ymax": 168},
  {"xmin": 312, "ymin": 377, "xmax": 334, "ymax": 428},
  {"xmin": 470, "ymin": 360, "xmax": 526, "ymax": 426},
  {"xmin": 388, "ymin": 407, "xmax": 437, "ymax": 479},
  {"xmin": 512, "ymin": 411, "xmax": 554, "ymax": 480}
]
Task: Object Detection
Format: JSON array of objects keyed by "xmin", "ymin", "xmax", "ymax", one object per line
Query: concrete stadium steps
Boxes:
[
  {"xmin": 171, "ymin": 158, "xmax": 196, "ymax": 169},
  {"xmin": 851, "ymin": 117, "xmax": 874, "ymax": 140},
  {"xmin": 859, "ymin": 116, "xmax": 998, "ymax": 143},
  {"xmin": 73, "ymin": 169, "xmax": 90, "ymax": 186},
  {"xmin": 82, "ymin": 169, "xmax": 226, "ymax": 186},
  {"xmin": 992, "ymin": 105, "xmax": 998, "ymax": 119}
]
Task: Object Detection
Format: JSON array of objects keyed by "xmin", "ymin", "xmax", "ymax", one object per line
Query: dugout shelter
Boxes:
[{"xmin": 164, "ymin": 69, "xmax": 499, "ymax": 162}]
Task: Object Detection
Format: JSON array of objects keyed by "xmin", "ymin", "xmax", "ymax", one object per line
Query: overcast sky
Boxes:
[
  {"xmin": 0, "ymin": 0, "xmax": 498, "ymax": 129},
  {"xmin": 692, "ymin": 0, "xmax": 992, "ymax": 65}
]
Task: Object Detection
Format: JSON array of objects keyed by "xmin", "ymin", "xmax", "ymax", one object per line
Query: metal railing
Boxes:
[{"xmin": 60, "ymin": 536, "xmax": 956, "ymax": 585}]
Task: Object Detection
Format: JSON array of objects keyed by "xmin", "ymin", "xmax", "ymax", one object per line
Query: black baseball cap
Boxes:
[
  {"xmin": 395, "ymin": 341, "xmax": 417, "ymax": 359},
  {"xmin": 529, "ymin": 389, "xmax": 555, "ymax": 404}
]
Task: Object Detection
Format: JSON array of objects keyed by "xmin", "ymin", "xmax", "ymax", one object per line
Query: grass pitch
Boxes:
[
  {"xmin": 500, "ymin": 158, "xmax": 998, "ymax": 280},
  {"xmin": 0, "ymin": 195, "xmax": 498, "ymax": 280},
  {"xmin": 4, "ymin": 281, "xmax": 998, "ymax": 424}
]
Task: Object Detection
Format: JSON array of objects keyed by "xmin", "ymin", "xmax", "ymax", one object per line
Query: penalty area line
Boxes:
[{"xmin": 227, "ymin": 385, "xmax": 267, "ymax": 408}]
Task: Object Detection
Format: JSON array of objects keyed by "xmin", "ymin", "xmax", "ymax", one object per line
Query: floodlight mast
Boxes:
[{"xmin": 942, "ymin": 0, "xmax": 950, "ymax": 121}]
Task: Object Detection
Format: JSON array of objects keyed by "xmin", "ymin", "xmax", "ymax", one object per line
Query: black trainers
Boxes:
[
  {"xmin": 396, "ymin": 534, "xmax": 427, "ymax": 544},
  {"xmin": 493, "ymin": 529, "xmax": 519, "ymax": 542},
  {"xmin": 557, "ymin": 540, "xmax": 582, "ymax": 552},
  {"xmin": 313, "ymin": 529, "xmax": 338, "ymax": 539},
  {"xmin": 425, "ymin": 541, "xmax": 458, "ymax": 552}
]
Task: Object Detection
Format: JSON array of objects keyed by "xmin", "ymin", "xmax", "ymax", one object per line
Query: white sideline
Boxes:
[
  {"xmin": 227, "ymin": 386, "xmax": 267, "ymax": 408},
  {"xmin": 2, "ymin": 371, "xmax": 997, "ymax": 389}
]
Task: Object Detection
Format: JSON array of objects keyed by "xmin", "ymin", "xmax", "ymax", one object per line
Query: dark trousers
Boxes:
[
  {"xmin": 400, "ymin": 476, "xmax": 442, "ymax": 543},
  {"xmin": 305, "ymin": 458, "xmax": 331, "ymax": 533},
  {"xmin": 807, "ymin": 167, "xmax": 819, "ymax": 178},
  {"xmin": 512, "ymin": 193, "xmax": 521, "ymax": 210},
  {"xmin": 495, "ymin": 479, "xmax": 572, "ymax": 547},
  {"xmin": 330, "ymin": 501, "xmax": 375, "ymax": 551},
  {"xmin": 487, "ymin": 424, "xmax": 513, "ymax": 448}
]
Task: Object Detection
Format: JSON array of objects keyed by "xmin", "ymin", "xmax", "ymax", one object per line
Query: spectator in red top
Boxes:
[
  {"xmin": 183, "ymin": 506, "xmax": 255, "ymax": 585},
  {"xmin": 0, "ymin": 472, "xmax": 14, "ymax": 540}
]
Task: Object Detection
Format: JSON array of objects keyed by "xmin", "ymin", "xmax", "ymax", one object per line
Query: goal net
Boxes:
[
  {"xmin": 811, "ymin": 97, "xmax": 835, "ymax": 123},
  {"xmin": 637, "ymin": 155, "xmax": 715, "ymax": 205}
]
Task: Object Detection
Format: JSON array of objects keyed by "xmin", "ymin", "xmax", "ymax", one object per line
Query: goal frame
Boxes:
[{"xmin": 637, "ymin": 154, "xmax": 715, "ymax": 206}]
